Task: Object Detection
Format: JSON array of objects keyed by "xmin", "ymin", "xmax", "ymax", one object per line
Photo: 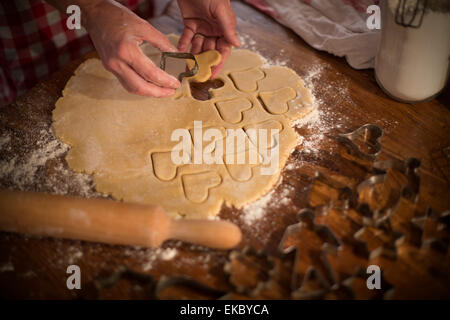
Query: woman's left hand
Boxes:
[{"xmin": 177, "ymin": 0, "xmax": 241, "ymax": 78}]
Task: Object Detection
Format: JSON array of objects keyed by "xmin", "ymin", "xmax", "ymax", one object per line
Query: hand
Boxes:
[
  {"xmin": 84, "ymin": 0, "xmax": 181, "ymax": 97},
  {"xmin": 177, "ymin": 0, "xmax": 241, "ymax": 78}
]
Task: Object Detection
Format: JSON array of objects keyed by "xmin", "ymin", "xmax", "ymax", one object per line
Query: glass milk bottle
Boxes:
[{"xmin": 375, "ymin": 0, "xmax": 450, "ymax": 103}]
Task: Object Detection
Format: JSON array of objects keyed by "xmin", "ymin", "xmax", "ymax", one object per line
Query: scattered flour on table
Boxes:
[
  {"xmin": 241, "ymin": 189, "xmax": 276, "ymax": 225},
  {"xmin": 293, "ymin": 63, "xmax": 353, "ymax": 155},
  {"xmin": 47, "ymin": 241, "xmax": 85, "ymax": 267},
  {"xmin": 0, "ymin": 129, "xmax": 68, "ymax": 188},
  {"xmin": 0, "ymin": 128, "xmax": 103, "ymax": 197},
  {"xmin": 0, "ymin": 261, "xmax": 14, "ymax": 273},
  {"xmin": 0, "ymin": 135, "xmax": 11, "ymax": 149},
  {"xmin": 126, "ymin": 247, "xmax": 179, "ymax": 272},
  {"xmin": 239, "ymin": 34, "xmax": 289, "ymax": 67},
  {"xmin": 66, "ymin": 246, "xmax": 84, "ymax": 265},
  {"xmin": 21, "ymin": 270, "xmax": 37, "ymax": 279},
  {"xmin": 241, "ymin": 178, "xmax": 294, "ymax": 226}
]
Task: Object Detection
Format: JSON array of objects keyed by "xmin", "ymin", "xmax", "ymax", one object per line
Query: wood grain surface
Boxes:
[{"xmin": 0, "ymin": 1, "xmax": 449, "ymax": 299}]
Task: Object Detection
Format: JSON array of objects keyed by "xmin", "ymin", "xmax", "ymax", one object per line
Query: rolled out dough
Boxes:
[{"xmin": 52, "ymin": 35, "xmax": 315, "ymax": 219}]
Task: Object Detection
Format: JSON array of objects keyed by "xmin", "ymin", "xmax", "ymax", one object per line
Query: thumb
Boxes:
[{"xmin": 138, "ymin": 22, "xmax": 179, "ymax": 52}]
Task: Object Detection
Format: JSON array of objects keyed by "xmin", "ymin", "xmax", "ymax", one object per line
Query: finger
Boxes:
[
  {"xmin": 215, "ymin": 2, "xmax": 241, "ymax": 47},
  {"xmin": 211, "ymin": 38, "xmax": 231, "ymax": 79},
  {"xmin": 190, "ymin": 34, "xmax": 204, "ymax": 54},
  {"xmin": 128, "ymin": 48, "xmax": 180, "ymax": 89},
  {"xmin": 138, "ymin": 21, "xmax": 178, "ymax": 53},
  {"xmin": 112, "ymin": 61, "xmax": 175, "ymax": 97},
  {"xmin": 202, "ymin": 37, "xmax": 217, "ymax": 52},
  {"xmin": 178, "ymin": 27, "xmax": 195, "ymax": 52}
]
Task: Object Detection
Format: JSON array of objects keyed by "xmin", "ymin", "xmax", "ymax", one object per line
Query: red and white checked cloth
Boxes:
[{"xmin": 0, "ymin": 0, "xmax": 155, "ymax": 106}]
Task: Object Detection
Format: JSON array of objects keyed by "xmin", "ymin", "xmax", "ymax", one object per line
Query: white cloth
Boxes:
[{"xmin": 246, "ymin": 0, "xmax": 381, "ymax": 69}]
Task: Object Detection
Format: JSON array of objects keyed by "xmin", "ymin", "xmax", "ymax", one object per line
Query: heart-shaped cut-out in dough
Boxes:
[
  {"xmin": 222, "ymin": 128, "xmax": 255, "ymax": 158},
  {"xmin": 244, "ymin": 119, "xmax": 283, "ymax": 150},
  {"xmin": 225, "ymin": 163, "xmax": 253, "ymax": 182},
  {"xmin": 229, "ymin": 68, "xmax": 265, "ymax": 92},
  {"xmin": 259, "ymin": 87, "xmax": 297, "ymax": 115},
  {"xmin": 182, "ymin": 171, "xmax": 222, "ymax": 203},
  {"xmin": 151, "ymin": 151, "xmax": 178, "ymax": 181},
  {"xmin": 188, "ymin": 126, "xmax": 227, "ymax": 157},
  {"xmin": 215, "ymin": 98, "xmax": 252, "ymax": 124},
  {"xmin": 224, "ymin": 147, "xmax": 261, "ymax": 182}
]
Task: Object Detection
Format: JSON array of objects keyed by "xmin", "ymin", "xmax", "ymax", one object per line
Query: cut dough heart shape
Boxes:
[
  {"xmin": 244, "ymin": 119, "xmax": 283, "ymax": 150},
  {"xmin": 151, "ymin": 151, "xmax": 177, "ymax": 181},
  {"xmin": 215, "ymin": 98, "xmax": 252, "ymax": 124},
  {"xmin": 52, "ymin": 34, "xmax": 315, "ymax": 219},
  {"xmin": 259, "ymin": 87, "xmax": 297, "ymax": 115},
  {"xmin": 225, "ymin": 163, "xmax": 254, "ymax": 182},
  {"xmin": 188, "ymin": 126, "xmax": 227, "ymax": 160},
  {"xmin": 224, "ymin": 147, "xmax": 261, "ymax": 182},
  {"xmin": 229, "ymin": 68, "xmax": 265, "ymax": 92},
  {"xmin": 182, "ymin": 171, "xmax": 222, "ymax": 203}
]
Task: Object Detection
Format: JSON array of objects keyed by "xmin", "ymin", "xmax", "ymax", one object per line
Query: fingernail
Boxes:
[
  {"xmin": 170, "ymin": 75, "xmax": 181, "ymax": 88},
  {"xmin": 233, "ymin": 35, "xmax": 242, "ymax": 47}
]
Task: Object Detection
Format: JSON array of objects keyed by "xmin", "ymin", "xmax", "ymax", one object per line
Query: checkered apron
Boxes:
[{"xmin": 0, "ymin": 0, "xmax": 154, "ymax": 105}]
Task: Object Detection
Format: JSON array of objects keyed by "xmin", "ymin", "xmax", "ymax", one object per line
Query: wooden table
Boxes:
[{"xmin": 0, "ymin": 1, "xmax": 449, "ymax": 299}]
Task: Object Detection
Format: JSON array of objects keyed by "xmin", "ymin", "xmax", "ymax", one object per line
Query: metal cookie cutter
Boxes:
[
  {"xmin": 160, "ymin": 52, "xmax": 199, "ymax": 81},
  {"xmin": 337, "ymin": 124, "xmax": 383, "ymax": 161}
]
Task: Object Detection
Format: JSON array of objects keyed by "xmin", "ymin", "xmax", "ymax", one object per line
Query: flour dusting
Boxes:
[
  {"xmin": 0, "ymin": 135, "xmax": 11, "ymax": 149},
  {"xmin": 0, "ymin": 128, "xmax": 103, "ymax": 197},
  {"xmin": 129, "ymin": 247, "xmax": 179, "ymax": 272},
  {"xmin": 241, "ymin": 177, "xmax": 294, "ymax": 227},
  {"xmin": 239, "ymin": 33, "xmax": 289, "ymax": 67},
  {"xmin": 242, "ymin": 189, "xmax": 276, "ymax": 225},
  {"xmin": 0, "ymin": 129, "xmax": 68, "ymax": 188},
  {"xmin": 0, "ymin": 261, "xmax": 14, "ymax": 273}
]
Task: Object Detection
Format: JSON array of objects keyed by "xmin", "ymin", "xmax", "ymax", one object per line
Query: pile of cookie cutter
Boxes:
[
  {"xmin": 89, "ymin": 123, "xmax": 448, "ymax": 300},
  {"xmin": 93, "ymin": 265, "xmax": 227, "ymax": 300}
]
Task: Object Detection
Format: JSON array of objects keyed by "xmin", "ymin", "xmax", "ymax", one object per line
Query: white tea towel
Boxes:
[{"xmin": 244, "ymin": 0, "xmax": 381, "ymax": 69}]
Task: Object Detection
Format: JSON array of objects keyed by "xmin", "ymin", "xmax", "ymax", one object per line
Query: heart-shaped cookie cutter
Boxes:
[
  {"xmin": 337, "ymin": 124, "xmax": 383, "ymax": 161},
  {"xmin": 160, "ymin": 52, "xmax": 199, "ymax": 81}
]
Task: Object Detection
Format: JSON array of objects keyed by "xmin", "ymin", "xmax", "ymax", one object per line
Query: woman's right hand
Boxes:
[{"xmin": 83, "ymin": 0, "xmax": 181, "ymax": 97}]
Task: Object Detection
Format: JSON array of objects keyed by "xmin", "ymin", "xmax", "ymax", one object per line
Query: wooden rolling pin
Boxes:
[{"xmin": 0, "ymin": 189, "xmax": 242, "ymax": 249}]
